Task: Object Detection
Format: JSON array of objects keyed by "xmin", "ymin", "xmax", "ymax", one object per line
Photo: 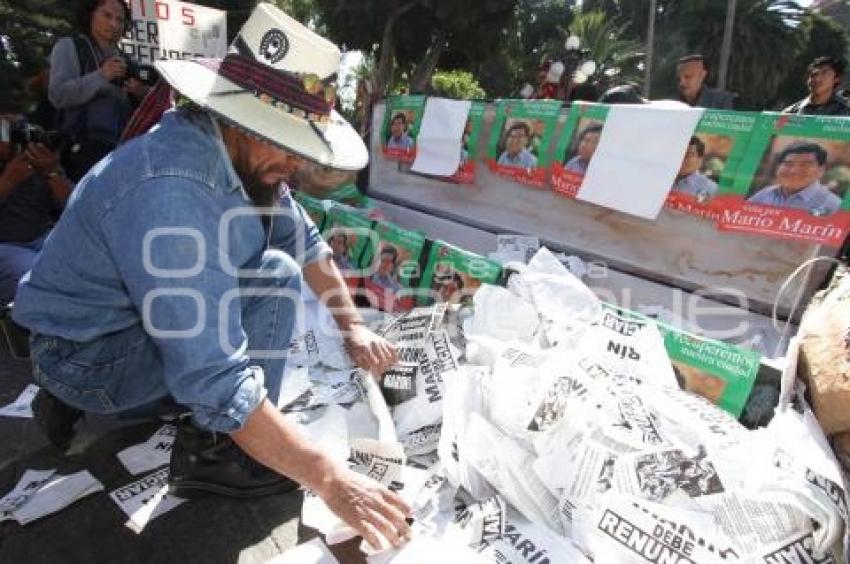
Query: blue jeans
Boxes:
[
  {"xmin": 30, "ymin": 250, "xmax": 302, "ymax": 422},
  {"xmin": 0, "ymin": 233, "xmax": 49, "ymax": 305}
]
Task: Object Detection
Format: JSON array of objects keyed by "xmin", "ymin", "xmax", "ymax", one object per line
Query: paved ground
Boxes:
[{"xmin": 0, "ymin": 345, "xmax": 353, "ymax": 564}]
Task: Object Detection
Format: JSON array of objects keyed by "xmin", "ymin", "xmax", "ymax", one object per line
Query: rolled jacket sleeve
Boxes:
[
  {"xmin": 270, "ymin": 190, "xmax": 331, "ymax": 266},
  {"xmin": 102, "ymin": 178, "xmax": 266, "ymax": 432}
]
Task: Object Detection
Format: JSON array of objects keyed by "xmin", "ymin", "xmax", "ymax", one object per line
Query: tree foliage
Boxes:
[
  {"xmin": 0, "ymin": 0, "xmax": 73, "ymax": 110},
  {"xmin": 775, "ymin": 12, "xmax": 849, "ymax": 107},
  {"xmin": 313, "ymin": 0, "xmax": 517, "ymax": 97},
  {"xmin": 567, "ymin": 10, "xmax": 643, "ymax": 95},
  {"xmin": 430, "ymin": 69, "xmax": 486, "ymax": 99}
]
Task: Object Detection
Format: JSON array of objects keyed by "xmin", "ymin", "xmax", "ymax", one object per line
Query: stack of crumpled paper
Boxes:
[{"xmin": 281, "ymin": 249, "xmax": 850, "ymax": 564}]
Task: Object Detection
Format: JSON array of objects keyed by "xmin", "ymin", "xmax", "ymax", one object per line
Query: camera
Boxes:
[
  {"xmin": 114, "ymin": 53, "xmax": 160, "ymax": 87},
  {"xmin": 0, "ymin": 119, "xmax": 67, "ymax": 152}
]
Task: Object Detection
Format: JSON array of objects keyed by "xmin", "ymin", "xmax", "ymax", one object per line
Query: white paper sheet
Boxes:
[
  {"xmin": 577, "ymin": 104, "xmax": 704, "ymax": 220},
  {"xmin": 411, "ymin": 98, "xmax": 472, "ymax": 176},
  {"xmin": 267, "ymin": 537, "xmax": 340, "ymax": 564},
  {"xmin": 109, "ymin": 467, "xmax": 185, "ymax": 533},
  {"xmin": 0, "ymin": 384, "xmax": 39, "ymax": 418},
  {"xmin": 0, "ymin": 469, "xmax": 57, "ymax": 520},
  {"xmin": 11, "ymin": 470, "xmax": 103, "ymax": 525},
  {"xmin": 116, "ymin": 425, "xmax": 176, "ymax": 475}
]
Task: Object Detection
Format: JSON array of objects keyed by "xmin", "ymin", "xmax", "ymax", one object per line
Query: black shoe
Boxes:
[
  {"xmin": 32, "ymin": 389, "xmax": 84, "ymax": 452},
  {"xmin": 168, "ymin": 419, "xmax": 298, "ymax": 499}
]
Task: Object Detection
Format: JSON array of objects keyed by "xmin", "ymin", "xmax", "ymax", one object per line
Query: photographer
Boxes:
[
  {"xmin": 48, "ymin": 0, "xmax": 149, "ymax": 181},
  {"xmin": 0, "ymin": 112, "xmax": 74, "ymax": 305}
]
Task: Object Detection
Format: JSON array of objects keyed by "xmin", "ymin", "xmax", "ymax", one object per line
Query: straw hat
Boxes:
[{"xmin": 155, "ymin": 3, "xmax": 367, "ymax": 170}]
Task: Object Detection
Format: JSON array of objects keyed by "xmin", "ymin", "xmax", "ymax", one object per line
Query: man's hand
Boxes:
[
  {"xmin": 25, "ymin": 143, "xmax": 60, "ymax": 176},
  {"xmin": 344, "ymin": 323, "xmax": 398, "ymax": 377},
  {"xmin": 316, "ymin": 464, "xmax": 412, "ymax": 550},
  {"xmin": 0, "ymin": 153, "xmax": 34, "ymax": 190}
]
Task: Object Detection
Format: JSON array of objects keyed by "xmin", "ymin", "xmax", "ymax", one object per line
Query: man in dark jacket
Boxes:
[
  {"xmin": 677, "ymin": 55, "xmax": 735, "ymax": 110},
  {"xmin": 784, "ymin": 56, "xmax": 850, "ymax": 117}
]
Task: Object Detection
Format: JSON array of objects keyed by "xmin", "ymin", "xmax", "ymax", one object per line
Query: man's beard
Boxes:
[{"xmin": 242, "ymin": 170, "xmax": 280, "ymax": 209}]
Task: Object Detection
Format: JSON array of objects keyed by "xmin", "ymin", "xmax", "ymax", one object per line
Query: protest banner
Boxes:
[
  {"xmin": 120, "ymin": 0, "xmax": 226, "ymax": 64},
  {"xmin": 487, "ymin": 99, "xmax": 561, "ymax": 188}
]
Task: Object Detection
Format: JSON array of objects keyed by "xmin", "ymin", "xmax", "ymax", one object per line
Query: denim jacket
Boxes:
[{"xmin": 14, "ymin": 108, "xmax": 330, "ymax": 431}]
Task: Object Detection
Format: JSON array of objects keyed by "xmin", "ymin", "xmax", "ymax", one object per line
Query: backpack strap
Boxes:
[{"xmin": 71, "ymin": 34, "xmax": 100, "ymax": 76}]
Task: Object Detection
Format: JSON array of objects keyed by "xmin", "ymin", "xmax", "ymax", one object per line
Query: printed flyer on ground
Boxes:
[
  {"xmin": 362, "ymin": 221, "xmax": 426, "ymax": 313},
  {"xmin": 664, "ymin": 110, "xmax": 760, "ymax": 222},
  {"xmin": 552, "ymin": 102, "xmax": 608, "ymax": 198},
  {"xmin": 418, "ymin": 241, "xmax": 503, "ymax": 306},
  {"xmin": 486, "ymin": 99, "xmax": 562, "ymax": 188},
  {"xmin": 715, "ymin": 113, "xmax": 850, "ymax": 246},
  {"xmin": 450, "ymin": 101, "xmax": 486, "ymax": 184},
  {"xmin": 381, "ymin": 95, "xmax": 426, "ymax": 163}
]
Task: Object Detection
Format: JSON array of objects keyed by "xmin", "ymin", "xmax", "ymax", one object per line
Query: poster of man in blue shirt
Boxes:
[
  {"xmin": 672, "ymin": 136, "xmax": 718, "ymax": 201},
  {"xmin": 747, "ymin": 142, "xmax": 842, "ymax": 216},
  {"xmin": 497, "ymin": 121, "xmax": 538, "ymax": 169},
  {"xmin": 386, "ymin": 112, "xmax": 414, "ymax": 151}
]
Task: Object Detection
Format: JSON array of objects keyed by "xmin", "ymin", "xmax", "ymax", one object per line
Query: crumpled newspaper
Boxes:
[{"xmin": 290, "ymin": 248, "xmax": 848, "ymax": 563}]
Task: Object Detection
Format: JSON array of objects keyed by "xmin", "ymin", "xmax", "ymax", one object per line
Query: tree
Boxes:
[
  {"xmin": 0, "ymin": 0, "xmax": 73, "ymax": 112},
  {"xmin": 430, "ymin": 69, "xmax": 486, "ymax": 99},
  {"xmin": 650, "ymin": 0, "xmax": 804, "ymax": 109},
  {"xmin": 567, "ymin": 10, "xmax": 644, "ymax": 95},
  {"xmin": 775, "ymin": 11, "xmax": 849, "ymax": 107},
  {"xmin": 313, "ymin": 0, "xmax": 516, "ymax": 99}
]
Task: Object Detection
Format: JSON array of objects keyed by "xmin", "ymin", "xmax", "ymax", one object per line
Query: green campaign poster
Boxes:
[
  {"xmin": 292, "ymin": 191, "xmax": 330, "ymax": 232},
  {"xmin": 362, "ymin": 221, "xmax": 426, "ymax": 312},
  {"xmin": 323, "ymin": 205, "xmax": 377, "ymax": 286},
  {"xmin": 606, "ymin": 305, "xmax": 760, "ymax": 418},
  {"xmin": 715, "ymin": 113, "xmax": 850, "ymax": 247},
  {"xmin": 551, "ymin": 102, "xmax": 609, "ymax": 198},
  {"xmin": 486, "ymin": 99, "xmax": 562, "ymax": 188},
  {"xmin": 418, "ymin": 241, "xmax": 503, "ymax": 306},
  {"xmin": 450, "ymin": 101, "xmax": 486, "ymax": 184},
  {"xmin": 381, "ymin": 95, "xmax": 427, "ymax": 163},
  {"xmin": 659, "ymin": 326, "xmax": 761, "ymax": 418},
  {"xmin": 664, "ymin": 110, "xmax": 760, "ymax": 222}
]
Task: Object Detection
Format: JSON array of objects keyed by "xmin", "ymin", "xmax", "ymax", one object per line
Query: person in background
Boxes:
[
  {"xmin": 48, "ymin": 0, "xmax": 149, "ymax": 181},
  {"xmin": 784, "ymin": 56, "xmax": 850, "ymax": 117},
  {"xmin": 676, "ymin": 55, "xmax": 735, "ymax": 110},
  {"xmin": 564, "ymin": 124, "xmax": 602, "ymax": 174},
  {"xmin": 672, "ymin": 136, "xmax": 718, "ymax": 201},
  {"xmin": 535, "ymin": 60, "xmax": 565, "ymax": 100},
  {"xmin": 497, "ymin": 121, "xmax": 538, "ymax": 168},
  {"xmin": 0, "ymin": 109, "xmax": 74, "ymax": 304},
  {"xmin": 748, "ymin": 142, "xmax": 842, "ymax": 215}
]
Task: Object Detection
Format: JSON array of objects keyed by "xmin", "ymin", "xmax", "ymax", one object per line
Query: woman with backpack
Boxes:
[{"xmin": 48, "ymin": 0, "xmax": 147, "ymax": 181}]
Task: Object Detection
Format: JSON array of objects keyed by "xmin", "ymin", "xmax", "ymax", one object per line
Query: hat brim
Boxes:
[{"xmin": 156, "ymin": 59, "xmax": 368, "ymax": 171}]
